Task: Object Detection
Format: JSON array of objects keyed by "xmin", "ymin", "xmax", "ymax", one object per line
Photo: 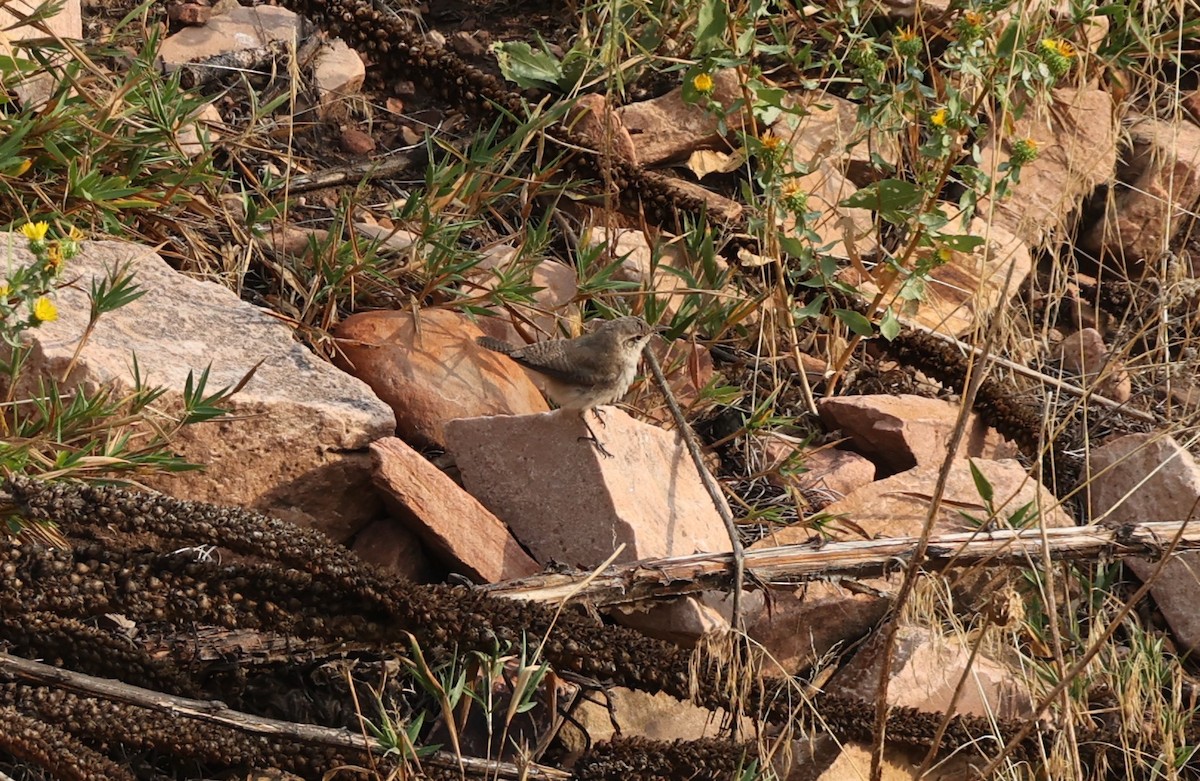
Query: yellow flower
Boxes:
[
  {"xmin": 956, "ymin": 10, "xmax": 987, "ymax": 39},
  {"xmin": 930, "ymin": 108, "xmax": 948, "ymax": 127},
  {"xmin": 31, "ymin": 296, "xmax": 57, "ymax": 323},
  {"xmin": 1009, "ymin": 136, "xmax": 1040, "ymax": 165},
  {"xmin": 1041, "ymin": 38, "xmax": 1075, "ymax": 58},
  {"xmin": 44, "ymin": 243, "xmax": 65, "ymax": 273},
  {"xmin": 760, "ymin": 132, "xmax": 782, "ymax": 151},
  {"xmin": 0, "ymin": 284, "xmax": 12, "ymax": 299},
  {"xmin": 894, "ymin": 25, "xmax": 921, "ymax": 56},
  {"xmin": 692, "ymin": 72, "xmax": 715, "ymax": 94},
  {"xmin": 781, "ymin": 179, "xmax": 808, "ymax": 215},
  {"xmin": 20, "ymin": 221, "xmax": 49, "ymax": 242},
  {"xmin": 61, "ymin": 225, "xmax": 84, "ymax": 260}
]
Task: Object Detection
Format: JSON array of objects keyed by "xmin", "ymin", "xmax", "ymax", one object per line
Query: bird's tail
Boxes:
[{"xmin": 475, "ymin": 335, "xmax": 516, "ymax": 355}]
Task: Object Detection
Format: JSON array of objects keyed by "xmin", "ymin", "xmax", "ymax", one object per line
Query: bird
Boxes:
[{"xmin": 476, "ymin": 316, "xmax": 656, "ymax": 457}]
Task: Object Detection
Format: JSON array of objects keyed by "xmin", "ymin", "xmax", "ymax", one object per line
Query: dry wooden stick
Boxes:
[
  {"xmin": 0, "ymin": 652, "xmax": 570, "ymax": 781},
  {"xmin": 484, "ymin": 520, "xmax": 1200, "ymax": 606}
]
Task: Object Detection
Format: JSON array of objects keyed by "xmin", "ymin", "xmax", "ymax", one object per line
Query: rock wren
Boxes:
[{"xmin": 476, "ymin": 316, "xmax": 655, "ymax": 456}]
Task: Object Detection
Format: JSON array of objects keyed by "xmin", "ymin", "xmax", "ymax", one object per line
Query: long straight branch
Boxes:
[{"xmin": 484, "ymin": 520, "xmax": 1200, "ymax": 606}]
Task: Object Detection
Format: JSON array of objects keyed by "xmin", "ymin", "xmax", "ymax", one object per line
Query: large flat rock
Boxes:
[
  {"xmin": 755, "ymin": 458, "xmax": 1071, "ymax": 546},
  {"xmin": 158, "ymin": 5, "xmax": 305, "ymax": 72},
  {"xmin": 0, "ymin": 0, "xmax": 80, "ymax": 40},
  {"xmin": 831, "ymin": 625, "xmax": 1033, "ymax": 719},
  {"xmin": 615, "ymin": 69, "xmax": 745, "ymax": 165},
  {"xmin": 1084, "ymin": 115, "xmax": 1200, "ymax": 270},
  {"xmin": 445, "ymin": 408, "xmax": 732, "ymax": 566},
  {"xmin": 839, "ymin": 206, "xmax": 1032, "ymax": 337},
  {"xmin": 817, "ymin": 394, "xmax": 1016, "ymax": 473}
]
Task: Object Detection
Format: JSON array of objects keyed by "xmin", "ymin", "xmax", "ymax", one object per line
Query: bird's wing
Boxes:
[{"xmin": 509, "ymin": 336, "xmax": 619, "ymax": 386}]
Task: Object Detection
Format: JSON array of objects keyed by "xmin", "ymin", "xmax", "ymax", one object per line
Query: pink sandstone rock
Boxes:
[
  {"xmin": 817, "ymin": 394, "xmax": 1016, "ymax": 473},
  {"xmin": 615, "ymin": 69, "xmax": 745, "ymax": 165},
  {"xmin": 831, "ymin": 625, "xmax": 1034, "ymax": 719},
  {"xmin": 1086, "ymin": 433, "xmax": 1200, "ymax": 653},
  {"xmin": 370, "ymin": 437, "xmax": 539, "ymax": 583},
  {"xmin": 334, "ymin": 309, "xmax": 548, "ymax": 449},
  {"xmin": 350, "ymin": 517, "xmax": 432, "ymax": 582},
  {"xmin": 756, "ymin": 458, "xmax": 1071, "ymax": 545},
  {"xmin": 1084, "ymin": 115, "xmax": 1200, "ymax": 270},
  {"xmin": 4, "ymin": 234, "xmax": 393, "ymax": 542},
  {"xmin": 977, "ymin": 87, "xmax": 1116, "ymax": 250}
]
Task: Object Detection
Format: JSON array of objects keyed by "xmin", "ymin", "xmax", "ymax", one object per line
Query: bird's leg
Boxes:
[
  {"xmin": 577, "ymin": 408, "xmax": 614, "ymax": 458},
  {"xmin": 592, "ymin": 406, "xmax": 608, "ymax": 428}
]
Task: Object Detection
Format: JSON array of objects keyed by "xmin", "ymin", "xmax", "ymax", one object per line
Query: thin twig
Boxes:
[
  {"xmin": 869, "ymin": 249, "xmax": 1016, "ymax": 781},
  {"xmin": 917, "ymin": 324, "xmax": 1158, "ymax": 424},
  {"xmin": 642, "ymin": 344, "xmax": 746, "ymax": 630}
]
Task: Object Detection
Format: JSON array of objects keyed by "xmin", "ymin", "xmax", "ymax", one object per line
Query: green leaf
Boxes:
[
  {"xmin": 1008, "ymin": 501, "xmax": 1036, "ymax": 528},
  {"xmin": 879, "ymin": 308, "xmax": 901, "ymax": 340},
  {"xmin": 793, "ymin": 293, "xmax": 826, "ymax": 321},
  {"xmin": 840, "ymin": 179, "xmax": 922, "ymax": 224},
  {"xmin": 696, "ymin": 0, "xmax": 729, "ymax": 53},
  {"xmin": 968, "ymin": 459, "xmax": 994, "ymax": 504},
  {"xmin": 559, "ymin": 49, "xmax": 589, "ymax": 89},
  {"xmin": 938, "ymin": 233, "xmax": 986, "ymax": 253},
  {"xmin": 995, "ymin": 20, "xmax": 1022, "ymax": 61},
  {"xmin": 735, "ymin": 25, "xmax": 756, "ymax": 56},
  {"xmin": 753, "ymin": 85, "xmax": 788, "ymax": 107},
  {"xmin": 778, "ymin": 235, "xmax": 808, "ymax": 258},
  {"xmin": 181, "ymin": 365, "xmax": 236, "ymax": 425},
  {"xmin": 490, "ymin": 41, "xmax": 564, "ymax": 90},
  {"xmin": 833, "ymin": 308, "xmax": 874, "ymax": 336},
  {"xmin": 90, "ymin": 261, "xmax": 145, "ymax": 318},
  {"xmin": 916, "ymin": 208, "xmax": 950, "ymax": 231}
]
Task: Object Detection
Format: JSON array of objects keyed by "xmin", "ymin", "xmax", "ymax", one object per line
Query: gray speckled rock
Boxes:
[{"xmin": 5, "ymin": 233, "xmax": 394, "ymax": 541}]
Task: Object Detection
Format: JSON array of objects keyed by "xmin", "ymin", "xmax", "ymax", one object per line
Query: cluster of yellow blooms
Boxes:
[{"xmin": 2, "ymin": 221, "xmax": 84, "ymax": 325}]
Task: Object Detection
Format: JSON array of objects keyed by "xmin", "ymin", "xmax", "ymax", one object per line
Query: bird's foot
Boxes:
[
  {"xmin": 578, "ymin": 434, "xmax": 614, "ymax": 458},
  {"xmin": 579, "ymin": 414, "xmax": 614, "ymax": 458},
  {"xmin": 591, "ymin": 407, "xmax": 608, "ymax": 428}
]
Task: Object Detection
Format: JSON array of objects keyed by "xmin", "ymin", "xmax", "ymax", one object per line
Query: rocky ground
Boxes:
[{"xmin": 3, "ymin": 0, "xmax": 1200, "ymax": 778}]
